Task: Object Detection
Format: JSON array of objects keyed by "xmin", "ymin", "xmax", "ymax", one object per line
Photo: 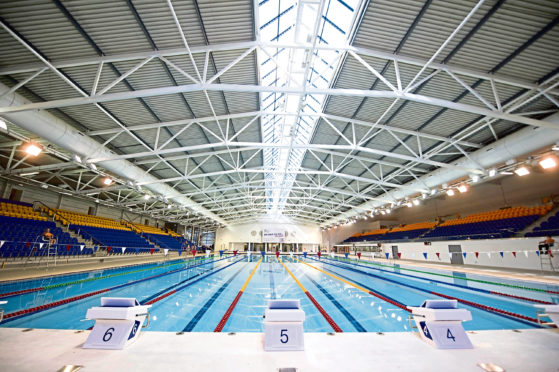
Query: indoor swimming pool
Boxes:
[{"xmin": 1, "ymin": 254, "xmax": 557, "ymax": 333}]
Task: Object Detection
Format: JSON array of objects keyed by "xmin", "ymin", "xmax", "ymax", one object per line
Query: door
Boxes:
[
  {"xmin": 448, "ymin": 245, "xmax": 464, "ymax": 265},
  {"xmin": 391, "ymin": 245, "xmax": 399, "ymax": 259}
]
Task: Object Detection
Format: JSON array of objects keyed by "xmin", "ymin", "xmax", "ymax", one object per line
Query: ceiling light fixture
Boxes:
[
  {"xmin": 103, "ymin": 178, "xmax": 113, "ymax": 186},
  {"xmin": 488, "ymin": 169, "xmax": 497, "ymax": 177},
  {"xmin": 413, "ymin": 199, "xmax": 420, "ymax": 206},
  {"xmin": 143, "ymin": 194, "xmax": 150, "ymax": 200},
  {"xmin": 0, "ymin": 119, "xmax": 7, "ymax": 131},
  {"xmin": 539, "ymin": 156, "xmax": 557, "ymax": 170},
  {"xmin": 514, "ymin": 166, "xmax": 530, "ymax": 176},
  {"xmin": 446, "ymin": 189, "xmax": 455, "ymax": 196},
  {"xmin": 458, "ymin": 184, "xmax": 468, "ymax": 193},
  {"xmin": 24, "ymin": 143, "xmax": 42, "ymax": 156},
  {"xmin": 406, "ymin": 201, "xmax": 413, "ymax": 208},
  {"xmin": 471, "ymin": 175, "xmax": 480, "ymax": 183}
]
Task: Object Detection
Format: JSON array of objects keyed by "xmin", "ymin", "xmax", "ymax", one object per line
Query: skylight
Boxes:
[{"xmin": 257, "ymin": 0, "xmax": 362, "ymax": 215}]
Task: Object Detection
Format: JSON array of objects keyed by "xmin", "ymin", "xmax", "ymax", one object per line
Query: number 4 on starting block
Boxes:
[{"xmin": 409, "ymin": 300, "xmax": 473, "ymax": 349}]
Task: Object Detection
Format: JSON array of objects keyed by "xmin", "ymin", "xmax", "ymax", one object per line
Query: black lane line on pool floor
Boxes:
[
  {"xmin": 296, "ymin": 266, "xmax": 366, "ymax": 332},
  {"xmin": 182, "ymin": 265, "xmax": 247, "ymax": 332},
  {"xmin": 311, "ymin": 258, "xmax": 540, "ymax": 328}
]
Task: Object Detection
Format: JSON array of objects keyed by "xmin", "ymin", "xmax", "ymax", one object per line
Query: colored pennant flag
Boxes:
[
  {"xmin": 370, "ymin": 252, "xmax": 375, "ymax": 259},
  {"xmin": 462, "ymin": 252, "xmax": 467, "ymax": 259},
  {"xmin": 163, "ymin": 249, "xmax": 168, "ymax": 256},
  {"xmin": 150, "ymin": 248, "xmax": 154, "ymax": 255},
  {"xmin": 411, "ymin": 252, "xmax": 415, "ymax": 258},
  {"xmin": 66, "ymin": 244, "xmax": 70, "ymax": 252},
  {"xmin": 357, "ymin": 252, "xmax": 361, "ymax": 259},
  {"xmin": 550, "ymin": 250, "xmax": 554, "ymax": 258},
  {"xmin": 178, "ymin": 249, "xmax": 182, "ymax": 256},
  {"xmin": 135, "ymin": 248, "xmax": 140, "ymax": 254},
  {"xmin": 303, "ymin": 252, "xmax": 307, "ymax": 258},
  {"xmin": 107, "ymin": 246, "xmax": 112, "ymax": 253},
  {"xmin": 499, "ymin": 251, "xmax": 504, "ymax": 258},
  {"xmin": 449, "ymin": 252, "xmax": 453, "ymax": 259},
  {"xmin": 121, "ymin": 247, "xmax": 126, "ymax": 253},
  {"xmin": 317, "ymin": 251, "xmax": 321, "ymax": 259},
  {"xmin": 233, "ymin": 250, "xmax": 238, "ymax": 256},
  {"xmin": 524, "ymin": 251, "xmax": 529, "ymax": 258},
  {"xmin": 192, "ymin": 249, "xmax": 197, "ymax": 257},
  {"xmin": 261, "ymin": 251, "xmax": 265, "ymax": 258},
  {"xmin": 397, "ymin": 252, "xmax": 401, "ymax": 259},
  {"xmin": 0, "ymin": 241, "xmax": 4, "ymax": 248},
  {"xmin": 26, "ymin": 242, "xmax": 30, "ymax": 248},
  {"xmin": 423, "ymin": 252, "xmax": 427, "ymax": 259},
  {"xmin": 275, "ymin": 251, "xmax": 280, "ymax": 259},
  {"xmin": 475, "ymin": 252, "xmax": 479, "ymax": 258},
  {"xmin": 512, "ymin": 251, "xmax": 516, "ymax": 258},
  {"xmin": 219, "ymin": 250, "xmax": 224, "ymax": 257},
  {"xmin": 487, "ymin": 252, "xmax": 491, "ymax": 259},
  {"xmin": 435, "ymin": 252, "xmax": 440, "ymax": 259},
  {"xmin": 39, "ymin": 243, "xmax": 44, "ymax": 249},
  {"xmin": 94, "ymin": 246, "xmax": 98, "ymax": 252},
  {"xmin": 536, "ymin": 250, "xmax": 540, "ymax": 257},
  {"xmin": 289, "ymin": 252, "xmax": 293, "ymax": 258},
  {"xmin": 385, "ymin": 252, "xmax": 389, "ymax": 259},
  {"xmin": 80, "ymin": 245, "xmax": 84, "ymax": 252},
  {"xmin": 344, "ymin": 252, "xmax": 349, "ymax": 259}
]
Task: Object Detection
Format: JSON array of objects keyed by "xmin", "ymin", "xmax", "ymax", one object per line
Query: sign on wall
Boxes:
[{"xmin": 263, "ymin": 229, "xmax": 285, "ymax": 243}]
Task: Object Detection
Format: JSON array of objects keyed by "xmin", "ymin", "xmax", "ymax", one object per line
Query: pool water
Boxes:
[{"xmin": 1, "ymin": 255, "xmax": 557, "ymax": 333}]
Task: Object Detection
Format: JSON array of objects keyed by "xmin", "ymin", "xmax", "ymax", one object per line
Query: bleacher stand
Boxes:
[
  {"xmin": 0, "ymin": 201, "xmax": 91, "ymax": 259},
  {"xmin": 129, "ymin": 223, "xmax": 187, "ymax": 251},
  {"xmin": 422, "ymin": 205, "xmax": 552, "ymax": 240},
  {"xmin": 526, "ymin": 209, "xmax": 559, "ymax": 237},
  {"xmin": 381, "ymin": 221, "xmax": 438, "ymax": 241},
  {"xmin": 343, "ymin": 229, "xmax": 389, "ymax": 243}
]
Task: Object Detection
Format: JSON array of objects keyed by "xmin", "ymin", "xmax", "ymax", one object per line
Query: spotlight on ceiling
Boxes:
[
  {"xmin": 413, "ymin": 199, "xmax": 420, "ymax": 206},
  {"xmin": 488, "ymin": 168, "xmax": 497, "ymax": 177},
  {"xmin": 406, "ymin": 201, "xmax": 413, "ymax": 208},
  {"xmin": 446, "ymin": 189, "xmax": 455, "ymax": 196},
  {"xmin": 539, "ymin": 156, "xmax": 557, "ymax": 170},
  {"xmin": 471, "ymin": 174, "xmax": 480, "ymax": 183},
  {"xmin": 103, "ymin": 177, "xmax": 113, "ymax": 186},
  {"xmin": 430, "ymin": 189, "xmax": 437, "ymax": 196},
  {"xmin": 24, "ymin": 143, "xmax": 42, "ymax": 156},
  {"xmin": 458, "ymin": 184, "xmax": 468, "ymax": 193},
  {"xmin": 514, "ymin": 166, "xmax": 530, "ymax": 176},
  {"xmin": 0, "ymin": 119, "xmax": 7, "ymax": 131},
  {"xmin": 74, "ymin": 155, "xmax": 82, "ymax": 163},
  {"xmin": 380, "ymin": 210, "xmax": 386, "ymax": 215},
  {"xmin": 90, "ymin": 163, "xmax": 97, "ymax": 171},
  {"xmin": 143, "ymin": 194, "xmax": 150, "ymax": 200}
]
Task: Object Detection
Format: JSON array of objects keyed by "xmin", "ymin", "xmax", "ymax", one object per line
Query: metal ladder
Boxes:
[{"xmin": 540, "ymin": 248, "xmax": 555, "ymax": 272}]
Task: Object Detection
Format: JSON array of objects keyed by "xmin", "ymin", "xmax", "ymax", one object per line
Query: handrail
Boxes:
[
  {"xmin": 33, "ymin": 201, "xmax": 68, "ymax": 227},
  {"xmin": 121, "ymin": 218, "xmax": 141, "ymax": 233}
]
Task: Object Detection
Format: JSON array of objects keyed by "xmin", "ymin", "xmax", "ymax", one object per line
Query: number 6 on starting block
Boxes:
[{"xmin": 83, "ymin": 297, "xmax": 150, "ymax": 350}]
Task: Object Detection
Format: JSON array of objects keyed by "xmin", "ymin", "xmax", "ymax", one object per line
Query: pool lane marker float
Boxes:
[
  {"xmin": 335, "ymin": 256, "xmax": 559, "ymax": 295},
  {"xmin": 1, "ymin": 256, "xmax": 230, "ymax": 323},
  {"xmin": 313, "ymin": 258, "xmax": 542, "ymax": 327},
  {"xmin": 0, "ymin": 256, "xmax": 211, "ymax": 299},
  {"xmin": 324, "ymin": 257, "xmax": 554, "ymax": 305},
  {"xmin": 278, "ymin": 258, "xmax": 342, "ymax": 332},
  {"xmin": 296, "ymin": 258, "xmax": 409, "ymax": 312},
  {"xmin": 214, "ymin": 258, "xmax": 263, "ymax": 332}
]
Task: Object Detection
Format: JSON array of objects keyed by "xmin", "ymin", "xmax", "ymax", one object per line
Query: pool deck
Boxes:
[{"xmin": 0, "ymin": 327, "xmax": 558, "ymax": 371}]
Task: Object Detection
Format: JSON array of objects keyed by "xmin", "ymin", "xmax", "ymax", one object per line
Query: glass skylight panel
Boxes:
[{"xmin": 258, "ymin": 0, "xmax": 362, "ymax": 215}]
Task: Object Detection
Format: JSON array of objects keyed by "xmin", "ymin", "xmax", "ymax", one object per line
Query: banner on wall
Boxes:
[{"xmin": 262, "ymin": 228, "xmax": 285, "ymax": 243}]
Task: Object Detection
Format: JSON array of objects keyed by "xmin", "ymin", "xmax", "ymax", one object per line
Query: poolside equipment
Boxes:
[
  {"xmin": 0, "ymin": 300, "xmax": 6, "ymax": 323},
  {"xmin": 264, "ymin": 300, "xmax": 305, "ymax": 351},
  {"xmin": 535, "ymin": 304, "xmax": 559, "ymax": 326},
  {"xmin": 83, "ymin": 297, "xmax": 151, "ymax": 350},
  {"xmin": 407, "ymin": 299, "xmax": 473, "ymax": 349}
]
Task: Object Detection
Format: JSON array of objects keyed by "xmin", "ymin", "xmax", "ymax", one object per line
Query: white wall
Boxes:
[
  {"xmin": 215, "ymin": 215, "xmax": 321, "ymax": 251},
  {"xmin": 375, "ymin": 237, "xmax": 558, "ymax": 271}
]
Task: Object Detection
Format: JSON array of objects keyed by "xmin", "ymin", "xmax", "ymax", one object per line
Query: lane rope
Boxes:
[
  {"xmin": 278, "ymin": 258, "xmax": 342, "ymax": 332},
  {"xmin": 214, "ymin": 258, "xmax": 262, "ymax": 332}
]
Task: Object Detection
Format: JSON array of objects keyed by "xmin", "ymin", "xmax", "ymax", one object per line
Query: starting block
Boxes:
[
  {"xmin": 535, "ymin": 304, "xmax": 559, "ymax": 327},
  {"xmin": 408, "ymin": 300, "xmax": 473, "ymax": 349},
  {"xmin": 83, "ymin": 297, "xmax": 151, "ymax": 349},
  {"xmin": 0, "ymin": 300, "xmax": 7, "ymax": 323},
  {"xmin": 264, "ymin": 300, "xmax": 305, "ymax": 351}
]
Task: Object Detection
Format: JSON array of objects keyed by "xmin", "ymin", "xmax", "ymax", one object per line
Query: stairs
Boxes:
[
  {"xmin": 516, "ymin": 204, "xmax": 559, "ymax": 237},
  {"xmin": 38, "ymin": 207, "xmax": 94, "ymax": 251}
]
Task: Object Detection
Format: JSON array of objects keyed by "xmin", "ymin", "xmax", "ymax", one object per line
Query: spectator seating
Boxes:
[
  {"xmin": 526, "ymin": 209, "xmax": 559, "ymax": 237},
  {"xmin": 422, "ymin": 205, "xmax": 552, "ymax": 240},
  {"xmin": 0, "ymin": 215, "xmax": 91, "ymax": 258},
  {"xmin": 129, "ymin": 222, "xmax": 186, "ymax": 250},
  {"xmin": 343, "ymin": 229, "xmax": 389, "ymax": 243},
  {"xmin": 1, "ymin": 201, "xmax": 47, "ymax": 221},
  {"xmin": 46, "ymin": 208, "xmax": 128, "ymax": 230},
  {"xmin": 380, "ymin": 221, "xmax": 438, "ymax": 241},
  {"xmin": 71, "ymin": 225, "xmax": 154, "ymax": 251}
]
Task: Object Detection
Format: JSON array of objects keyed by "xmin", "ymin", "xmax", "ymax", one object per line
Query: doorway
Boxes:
[
  {"xmin": 9, "ymin": 187, "xmax": 22, "ymax": 202},
  {"xmin": 391, "ymin": 245, "xmax": 399, "ymax": 259},
  {"xmin": 448, "ymin": 245, "xmax": 464, "ymax": 265}
]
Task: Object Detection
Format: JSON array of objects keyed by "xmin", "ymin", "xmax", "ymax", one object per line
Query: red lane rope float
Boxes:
[
  {"xmin": 214, "ymin": 258, "xmax": 262, "ymax": 332},
  {"xmin": 144, "ymin": 290, "xmax": 178, "ymax": 305},
  {"xmin": 432, "ymin": 291, "xmax": 541, "ymax": 324},
  {"xmin": 2, "ymin": 256, "xmax": 228, "ymax": 322},
  {"xmin": 0, "ymin": 287, "xmax": 45, "ymax": 298},
  {"xmin": 4, "ymin": 288, "xmax": 110, "ymax": 319},
  {"xmin": 489, "ymin": 291, "xmax": 553, "ymax": 304},
  {"xmin": 278, "ymin": 258, "xmax": 342, "ymax": 332}
]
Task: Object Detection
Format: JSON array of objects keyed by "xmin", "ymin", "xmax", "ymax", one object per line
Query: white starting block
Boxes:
[
  {"xmin": 264, "ymin": 299, "xmax": 305, "ymax": 351},
  {"xmin": 83, "ymin": 297, "xmax": 151, "ymax": 350},
  {"xmin": 535, "ymin": 304, "xmax": 559, "ymax": 327},
  {"xmin": 408, "ymin": 300, "xmax": 473, "ymax": 349},
  {"xmin": 0, "ymin": 300, "xmax": 7, "ymax": 323}
]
